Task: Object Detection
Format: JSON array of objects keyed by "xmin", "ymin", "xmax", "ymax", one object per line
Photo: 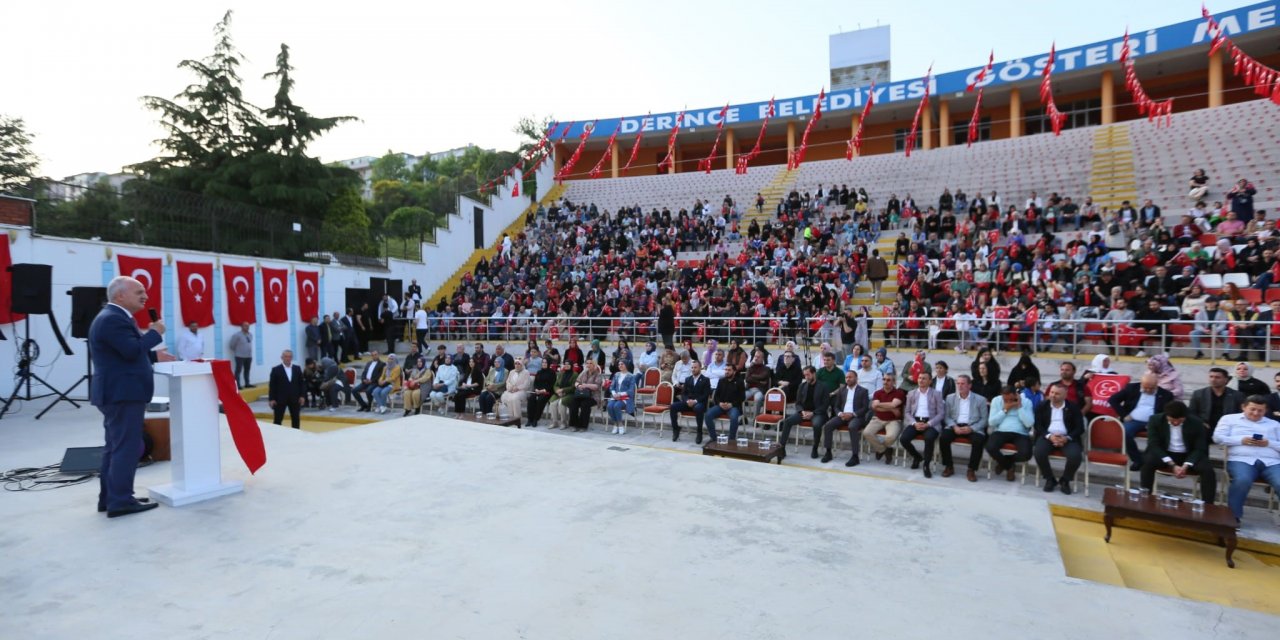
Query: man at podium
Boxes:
[{"xmin": 90, "ymin": 276, "xmax": 165, "ymax": 518}]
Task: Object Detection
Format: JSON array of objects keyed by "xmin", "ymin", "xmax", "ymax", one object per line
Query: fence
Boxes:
[
  {"xmin": 27, "ymin": 178, "xmax": 371, "ymax": 265},
  {"xmin": 383, "ymin": 313, "xmax": 1277, "ymax": 365}
]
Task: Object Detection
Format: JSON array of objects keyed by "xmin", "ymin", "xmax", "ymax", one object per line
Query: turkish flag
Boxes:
[
  {"xmin": 117, "ymin": 254, "xmax": 162, "ymax": 328},
  {"xmin": 223, "ymin": 264, "xmax": 257, "ymax": 326},
  {"xmin": 296, "ymin": 270, "xmax": 319, "ymax": 323},
  {"xmin": 1087, "ymin": 374, "xmax": 1130, "ymax": 417},
  {"xmin": 176, "ymin": 261, "xmax": 214, "ymax": 328},
  {"xmin": 261, "ymin": 267, "xmax": 289, "ymax": 324},
  {"xmin": 0, "ymin": 238, "xmax": 24, "ymax": 324}
]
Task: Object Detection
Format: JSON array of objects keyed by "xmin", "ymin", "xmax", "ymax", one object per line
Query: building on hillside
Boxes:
[{"xmin": 45, "ymin": 171, "xmax": 137, "ymax": 201}]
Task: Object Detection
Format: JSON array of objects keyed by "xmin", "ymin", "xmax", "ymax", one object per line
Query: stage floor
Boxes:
[{"xmin": 1, "ymin": 408, "xmax": 1276, "ymax": 639}]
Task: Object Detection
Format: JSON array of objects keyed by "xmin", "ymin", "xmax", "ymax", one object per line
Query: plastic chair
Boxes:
[
  {"xmin": 1085, "ymin": 416, "xmax": 1129, "ymax": 496},
  {"xmin": 1222, "ymin": 273, "xmax": 1251, "ymax": 289}
]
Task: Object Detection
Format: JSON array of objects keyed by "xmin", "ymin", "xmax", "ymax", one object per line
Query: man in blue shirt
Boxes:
[{"xmin": 1108, "ymin": 373, "xmax": 1174, "ymax": 470}]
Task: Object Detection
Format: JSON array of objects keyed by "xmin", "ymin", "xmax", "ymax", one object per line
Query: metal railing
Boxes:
[{"xmin": 381, "ymin": 313, "xmax": 1274, "ymax": 365}]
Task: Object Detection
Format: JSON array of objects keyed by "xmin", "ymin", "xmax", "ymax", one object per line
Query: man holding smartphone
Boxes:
[{"xmin": 1213, "ymin": 396, "xmax": 1280, "ymax": 523}]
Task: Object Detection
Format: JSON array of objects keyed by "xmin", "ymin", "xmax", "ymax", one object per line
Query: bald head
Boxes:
[
  {"xmin": 107, "ymin": 276, "xmax": 147, "ymax": 313},
  {"xmin": 1140, "ymin": 372, "xmax": 1159, "ymax": 393}
]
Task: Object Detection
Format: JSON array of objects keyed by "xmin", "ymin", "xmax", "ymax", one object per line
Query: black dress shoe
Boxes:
[
  {"xmin": 845, "ymin": 456, "xmax": 860, "ymax": 467},
  {"xmin": 1059, "ymin": 479, "xmax": 1073, "ymax": 495},
  {"xmin": 98, "ymin": 497, "xmax": 150, "ymax": 513},
  {"xmin": 923, "ymin": 464, "xmax": 932, "ymax": 478},
  {"xmin": 107, "ymin": 501, "xmax": 159, "ymax": 518},
  {"xmin": 810, "ymin": 448, "xmax": 820, "ymax": 459},
  {"xmin": 1129, "ymin": 462, "xmax": 1142, "ymax": 471},
  {"xmin": 672, "ymin": 429, "xmax": 680, "ymax": 442},
  {"xmin": 695, "ymin": 436, "xmax": 703, "ymax": 445},
  {"xmin": 874, "ymin": 451, "xmax": 885, "ymax": 461},
  {"xmin": 1043, "ymin": 477, "xmax": 1059, "ymax": 492},
  {"xmin": 910, "ymin": 457, "xmax": 922, "ymax": 470},
  {"xmin": 821, "ymin": 451, "xmax": 833, "ymax": 463}
]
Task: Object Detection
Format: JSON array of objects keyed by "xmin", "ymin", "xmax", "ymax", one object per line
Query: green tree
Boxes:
[
  {"xmin": 370, "ymin": 151, "xmax": 410, "ymax": 183},
  {"xmin": 384, "ymin": 205, "xmax": 430, "ymax": 240},
  {"xmin": 0, "ymin": 115, "xmax": 39, "ymax": 193},
  {"xmin": 323, "ymin": 188, "xmax": 375, "ymax": 255}
]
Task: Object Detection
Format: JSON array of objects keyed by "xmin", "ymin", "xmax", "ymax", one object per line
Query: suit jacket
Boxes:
[
  {"xmin": 1187, "ymin": 386, "xmax": 1244, "ymax": 427},
  {"xmin": 711, "ymin": 375, "xmax": 745, "ymax": 408},
  {"xmin": 680, "ymin": 374, "xmax": 712, "ymax": 406},
  {"xmin": 944, "ymin": 392, "xmax": 991, "ymax": 433},
  {"xmin": 904, "ymin": 387, "xmax": 945, "ymax": 430},
  {"xmin": 831, "ymin": 385, "xmax": 871, "ymax": 427},
  {"xmin": 269, "ymin": 364, "xmax": 306, "ymax": 404},
  {"xmin": 89, "ymin": 304, "xmax": 164, "ymax": 406},
  {"xmin": 1033, "ymin": 401, "xmax": 1086, "ymax": 442},
  {"xmin": 932, "ymin": 376, "xmax": 957, "ymax": 399},
  {"xmin": 1144, "ymin": 413, "xmax": 1211, "ymax": 469},
  {"xmin": 1108, "ymin": 383, "xmax": 1173, "ymax": 420},
  {"xmin": 359, "ymin": 359, "xmax": 386, "ymax": 385},
  {"xmin": 793, "ymin": 379, "xmax": 831, "ymax": 419},
  {"xmin": 305, "ymin": 323, "xmax": 322, "ymax": 347}
]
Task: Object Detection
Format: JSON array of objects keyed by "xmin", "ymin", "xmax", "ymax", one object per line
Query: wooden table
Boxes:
[
  {"xmin": 702, "ymin": 440, "xmax": 783, "ymax": 464},
  {"xmin": 454, "ymin": 414, "xmax": 523, "ymax": 428},
  {"xmin": 1101, "ymin": 487, "xmax": 1239, "ymax": 568}
]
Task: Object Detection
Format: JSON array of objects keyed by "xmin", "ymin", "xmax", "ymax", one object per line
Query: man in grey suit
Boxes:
[
  {"xmin": 900, "ymin": 369, "xmax": 946, "ymax": 477},
  {"xmin": 940, "ymin": 375, "xmax": 991, "ymax": 482},
  {"xmin": 816, "ymin": 370, "xmax": 871, "ymax": 467}
]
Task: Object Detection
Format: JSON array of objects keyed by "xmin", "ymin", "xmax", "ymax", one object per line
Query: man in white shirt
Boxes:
[
  {"xmin": 855, "ymin": 355, "xmax": 880, "ymax": 396},
  {"xmin": 412, "ymin": 306, "xmax": 429, "ymax": 351},
  {"xmin": 176, "ymin": 321, "xmax": 204, "ymax": 361},
  {"xmin": 900, "ymin": 370, "xmax": 945, "ymax": 478},
  {"xmin": 1213, "ymin": 395, "xmax": 1280, "ymax": 521},
  {"xmin": 672, "ymin": 352, "xmax": 693, "ymax": 391},
  {"xmin": 1139, "ymin": 401, "xmax": 1215, "ymax": 504}
]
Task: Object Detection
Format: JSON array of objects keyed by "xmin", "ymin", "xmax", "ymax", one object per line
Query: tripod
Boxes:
[
  {"xmin": 0, "ymin": 318, "xmax": 77, "ymax": 420},
  {"xmin": 37, "ymin": 341, "xmax": 89, "ymax": 419}
]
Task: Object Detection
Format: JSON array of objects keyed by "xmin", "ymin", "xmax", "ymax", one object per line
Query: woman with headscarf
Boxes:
[
  {"xmin": 1146, "ymin": 353, "xmax": 1184, "ymax": 401},
  {"xmin": 569, "ymin": 360, "xmax": 604, "ymax": 431},
  {"xmin": 636, "ymin": 341, "xmax": 660, "ymax": 372},
  {"xmin": 500, "ymin": 358, "xmax": 533, "ymax": 424},
  {"xmin": 477, "ymin": 357, "xmax": 507, "ymax": 417},
  {"xmin": 1006, "ymin": 352, "xmax": 1041, "ymax": 389},
  {"xmin": 548, "ymin": 361, "xmax": 578, "ymax": 429},
  {"xmin": 726, "ymin": 338, "xmax": 748, "ymax": 373},
  {"xmin": 371, "ymin": 354, "xmax": 402, "ymax": 415},
  {"xmin": 1086, "ymin": 353, "xmax": 1116, "ymax": 374},
  {"xmin": 402, "ymin": 355, "xmax": 434, "ymax": 416},
  {"xmin": 430, "ymin": 355, "xmax": 460, "ymax": 411},
  {"xmin": 702, "ymin": 338, "xmax": 720, "ymax": 367},
  {"xmin": 874, "ymin": 347, "xmax": 896, "ymax": 382},
  {"xmin": 585, "ymin": 339, "xmax": 607, "ymax": 369},
  {"xmin": 773, "ymin": 350, "xmax": 803, "ymax": 402}
]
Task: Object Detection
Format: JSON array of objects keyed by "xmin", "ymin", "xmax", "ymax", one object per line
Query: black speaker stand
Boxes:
[
  {"xmin": 0, "ymin": 318, "xmax": 77, "ymax": 421},
  {"xmin": 37, "ymin": 341, "xmax": 90, "ymax": 420}
]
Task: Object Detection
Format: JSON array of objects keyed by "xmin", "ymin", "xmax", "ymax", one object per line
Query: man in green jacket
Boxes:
[{"xmin": 1138, "ymin": 400, "xmax": 1216, "ymax": 503}]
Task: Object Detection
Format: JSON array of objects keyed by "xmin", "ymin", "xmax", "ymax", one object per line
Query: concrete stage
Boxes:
[{"xmin": 1, "ymin": 407, "xmax": 1275, "ymax": 639}]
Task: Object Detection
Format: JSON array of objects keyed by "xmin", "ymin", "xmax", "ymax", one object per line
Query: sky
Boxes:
[{"xmin": 3, "ymin": 0, "xmax": 1258, "ymax": 179}]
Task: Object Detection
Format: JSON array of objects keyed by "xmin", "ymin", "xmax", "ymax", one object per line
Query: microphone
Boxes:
[{"xmin": 148, "ymin": 309, "xmax": 159, "ymax": 322}]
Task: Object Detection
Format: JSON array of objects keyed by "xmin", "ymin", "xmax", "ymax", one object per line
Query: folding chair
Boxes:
[{"xmin": 1084, "ymin": 415, "xmax": 1129, "ymax": 496}]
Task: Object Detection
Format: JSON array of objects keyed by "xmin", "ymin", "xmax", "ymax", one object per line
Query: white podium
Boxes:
[{"xmin": 148, "ymin": 361, "xmax": 244, "ymax": 506}]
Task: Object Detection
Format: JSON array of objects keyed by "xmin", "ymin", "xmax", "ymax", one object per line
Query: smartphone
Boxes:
[
  {"xmin": 147, "ymin": 308, "xmax": 159, "ymax": 322},
  {"xmin": 1253, "ymin": 433, "xmax": 1264, "ymax": 442}
]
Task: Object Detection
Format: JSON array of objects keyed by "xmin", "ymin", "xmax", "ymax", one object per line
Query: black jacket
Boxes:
[
  {"xmin": 680, "ymin": 373, "xmax": 713, "ymax": 406},
  {"xmin": 1144, "ymin": 413, "xmax": 1211, "ymax": 469},
  {"xmin": 1108, "ymin": 383, "xmax": 1174, "ymax": 420},
  {"xmin": 269, "ymin": 364, "xmax": 306, "ymax": 404},
  {"xmin": 1032, "ymin": 400, "xmax": 1085, "ymax": 442},
  {"xmin": 711, "ymin": 377, "xmax": 745, "ymax": 408}
]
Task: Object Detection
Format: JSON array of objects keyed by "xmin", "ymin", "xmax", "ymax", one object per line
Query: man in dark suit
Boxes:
[
  {"xmin": 269, "ymin": 349, "xmax": 306, "ymax": 429},
  {"xmin": 1188, "ymin": 367, "xmax": 1244, "ymax": 429},
  {"xmin": 1108, "ymin": 372, "xmax": 1175, "ymax": 469},
  {"xmin": 670, "ymin": 360, "xmax": 712, "ymax": 443},
  {"xmin": 304, "ymin": 317, "xmax": 323, "ymax": 362},
  {"xmin": 780, "ymin": 366, "xmax": 831, "ymax": 461},
  {"xmin": 1139, "ymin": 401, "xmax": 1216, "ymax": 503},
  {"xmin": 90, "ymin": 276, "xmax": 165, "ymax": 518},
  {"xmin": 818, "ymin": 369, "xmax": 871, "ymax": 466},
  {"xmin": 1033, "ymin": 384, "xmax": 1086, "ymax": 494},
  {"xmin": 352, "ymin": 351, "xmax": 386, "ymax": 412},
  {"xmin": 704, "ymin": 364, "xmax": 746, "ymax": 442}
]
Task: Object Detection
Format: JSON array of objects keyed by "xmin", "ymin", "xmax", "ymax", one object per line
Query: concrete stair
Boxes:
[
  {"xmin": 424, "ymin": 184, "xmax": 565, "ymax": 306},
  {"xmin": 743, "ymin": 168, "xmax": 797, "ymax": 226},
  {"xmin": 1089, "ymin": 126, "xmax": 1138, "ymax": 211}
]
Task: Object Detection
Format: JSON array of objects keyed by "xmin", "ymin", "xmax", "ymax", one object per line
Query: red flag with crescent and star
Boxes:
[
  {"xmin": 261, "ymin": 267, "xmax": 289, "ymax": 324},
  {"xmin": 223, "ymin": 264, "xmax": 257, "ymax": 326},
  {"xmin": 296, "ymin": 270, "xmax": 320, "ymax": 322},
  {"xmin": 116, "ymin": 254, "xmax": 162, "ymax": 328},
  {"xmin": 175, "ymin": 261, "xmax": 214, "ymax": 327}
]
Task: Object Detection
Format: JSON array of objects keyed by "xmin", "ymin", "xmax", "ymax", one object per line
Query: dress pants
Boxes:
[
  {"xmin": 549, "ymin": 399, "xmax": 570, "ymax": 427},
  {"xmin": 939, "ymin": 429, "xmax": 987, "ymax": 470},
  {"xmin": 479, "ymin": 391, "xmax": 498, "ymax": 414},
  {"xmin": 669, "ymin": 401, "xmax": 706, "ymax": 439},
  {"xmin": 1033, "ymin": 437, "xmax": 1083, "ymax": 481},
  {"xmin": 705, "ymin": 405, "xmax": 743, "ymax": 440},
  {"xmin": 98, "ymin": 402, "xmax": 145, "ymax": 511},
  {"xmin": 1122, "ymin": 419, "xmax": 1150, "ymax": 465},
  {"xmin": 527, "ymin": 393, "xmax": 551, "ymax": 425},
  {"xmin": 985, "ymin": 431, "xmax": 1032, "ymax": 470},
  {"xmin": 899, "ymin": 425, "xmax": 939, "ymax": 462},
  {"xmin": 862, "ymin": 418, "xmax": 902, "ymax": 454},
  {"xmin": 779, "ymin": 411, "xmax": 815, "ymax": 448},
  {"xmin": 273, "ymin": 398, "xmax": 301, "ymax": 428},
  {"xmin": 234, "ymin": 357, "xmax": 252, "ymax": 387},
  {"xmin": 817, "ymin": 415, "xmax": 859, "ymax": 454},
  {"xmin": 1140, "ymin": 450, "xmax": 1216, "ymax": 503},
  {"xmin": 352, "ymin": 381, "xmax": 377, "ymax": 410}
]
